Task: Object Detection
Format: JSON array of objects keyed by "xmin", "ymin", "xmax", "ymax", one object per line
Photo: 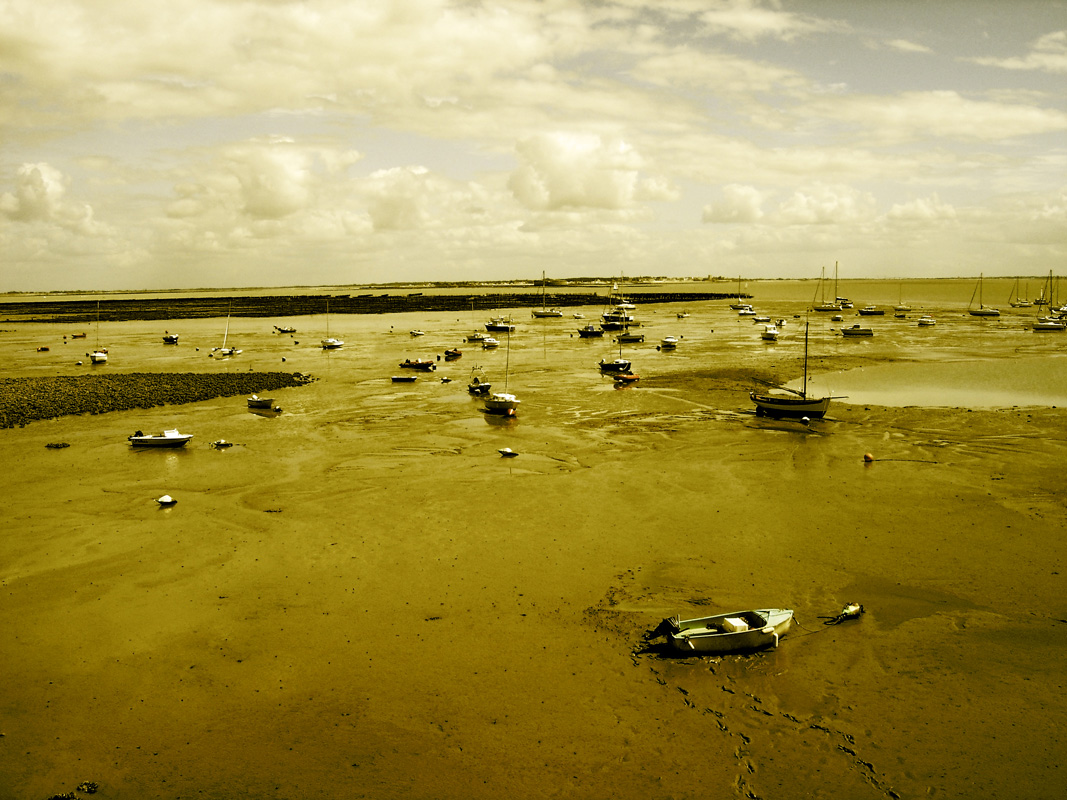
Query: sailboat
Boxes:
[
  {"xmin": 968, "ymin": 274, "xmax": 1000, "ymax": 317},
  {"xmin": 598, "ymin": 335, "xmax": 633, "ymax": 375},
  {"xmin": 321, "ymin": 298, "xmax": 344, "ymax": 349},
  {"xmin": 729, "ymin": 276, "xmax": 750, "ymax": 310},
  {"xmin": 483, "ymin": 331, "xmax": 520, "ymax": 415},
  {"xmin": 1008, "ymin": 277, "xmax": 1032, "ymax": 308},
  {"xmin": 531, "ymin": 271, "xmax": 563, "ymax": 318},
  {"xmin": 812, "ymin": 264, "xmax": 841, "ymax": 312},
  {"xmin": 88, "ymin": 300, "xmax": 108, "ymax": 363},
  {"xmin": 601, "ymin": 282, "xmax": 636, "ymax": 330},
  {"xmin": 750, "ymin": 321, "xmax": 831, "ymax": 419},
  {"xmin": 212, "ymin": 301, "xmax": 242, "ymax": 356}
]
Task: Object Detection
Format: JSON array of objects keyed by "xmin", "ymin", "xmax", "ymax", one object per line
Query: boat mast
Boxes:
[{"xmin": 802, "ymin": 321, "xmax": 809, "ymax": 399}]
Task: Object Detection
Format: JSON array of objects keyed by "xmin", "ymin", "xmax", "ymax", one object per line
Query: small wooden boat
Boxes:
[
  {"xmin": 128, "ymin": 429, "xmax": 194, "ymax": 448},
  {"xmin": 599, "ymin": 358, "xmax": 631, "ymax": 374},
  {"xmin": 247, "ymin": 394, "xmax": 275, "ymax": 409},
  {"xmin": 666, "ymin": 608, "xmax": 794, "ymax": 654},
  {"xmin": 444, "ymin": 348, "xmax": 462, "ymax": 359},
  {"xmin": 71, "ymin": 332, "xmax": 87, "ymax": 339},
  {"xmin": 399, "ymin": 358, "xmax": 436, "ymax": 371}
]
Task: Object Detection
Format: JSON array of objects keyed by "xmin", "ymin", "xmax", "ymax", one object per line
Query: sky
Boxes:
[{"xmin": 1, "ymin": 0, "xmax": 1066, "ymax": 291}]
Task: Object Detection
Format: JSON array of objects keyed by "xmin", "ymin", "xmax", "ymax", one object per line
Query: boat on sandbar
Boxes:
[
  {"xmin": 664, "ymin": 608, "xmax": 794, "ymax": 654},
  {"xmin": 247, "ymin": 394, "xmax": 275, "ymax": 409},
  {"xmin": 751, "ymin": 321, "xmax": 832, "ymax": 419},
  {"xmin": 841, "ymin": 324, "xmax": 874, "ymax": 337},
  {"xmin": 399, "ymin": 358, "xmax": 437, "ymax": 371}
]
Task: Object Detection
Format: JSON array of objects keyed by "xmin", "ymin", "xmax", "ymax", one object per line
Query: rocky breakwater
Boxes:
[{"xmin": 0, "ymin": 371, "xmax": 314, "ymax": 429}]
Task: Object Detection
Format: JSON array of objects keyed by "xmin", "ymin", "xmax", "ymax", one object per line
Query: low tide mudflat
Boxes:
[{"xmin": 2, "ymin": 297, "xmax": 1066, "ymax": 799}]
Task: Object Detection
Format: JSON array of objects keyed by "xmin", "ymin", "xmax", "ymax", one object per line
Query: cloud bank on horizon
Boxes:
[{"xmin": 1, "ymin": 0, "xmax": 1065, "ymax": 290}]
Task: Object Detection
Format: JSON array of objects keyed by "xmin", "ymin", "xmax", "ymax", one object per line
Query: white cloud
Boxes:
[
  {"xmin": 888, "ymin": 194, "xmax": 957, "ymax": 222},
  {"xmin": 777, "ymin": 184, "xmax": 877, "ymax": 225},
  {"xmin": 969, "ymin": 30, "xmax": 1067, "ymax": 74},
  {"xmin": 703, "ymin": 184, "xmax": 767, "ymax": 223},
  {"xmin": 508, "ymin": 133, "xmax": 643, "ymax": 211},
  {"xmin": 885, "ymin": 39, "xmax": 932, "ymax": 54},
  {"xmin": 1, "ymin": 163, "xmax": 68, "ymax": 222}
]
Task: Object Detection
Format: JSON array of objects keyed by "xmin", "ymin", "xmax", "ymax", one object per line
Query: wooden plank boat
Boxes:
[
  {"xmin": 247, "ymin": 394, "xmax": 275, "ymax": 409},
  {"xmin": 128, "ymin": 429, "xmax": 193, "ymax": 448},
  {"xmin": 667, "ymin": 608, "xmax": 794, "ymax": 654}
]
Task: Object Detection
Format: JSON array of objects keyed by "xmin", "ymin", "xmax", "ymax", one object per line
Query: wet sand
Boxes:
[{"xmin": 2, "ymin": 305, "xmax": 1066, "ymax": 799}]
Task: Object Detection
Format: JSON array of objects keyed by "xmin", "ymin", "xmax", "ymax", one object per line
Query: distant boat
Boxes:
[
  {"xmin": 659, "ymin": 336, "xmax": 679, "ymax": 350},
  {"xmin": 1009, "ymin": 277, "xmax": 1032, "ymax": 308},
  {"xmin": 247, "ymin": 394, "xmax": 275, "ymax": 409},
  {"xmin": 409, "ymin": 329, "xmax": 426, "ymax": 337},
  {"xmin": 485, "ymin": 316, "xmax": 516, "ymax": 332},
  {"xmin": 162, "ymin": 332, "xmax": 179, "ymax": 344},
  {"xmin": 212, "ymin": 302, "xmax": 242, "ymax": 357},
  {"xmin": 484, "ymin": 332, "xmax": 519, "ymax": 415},
  {"xmin": 812, "ymin": 263, "xmax": 842, "ymax": 312},
  {"xmin": 532, "ymin": 271, "xmax": 564, "ymax": 318},
  {"xmin": 89, "ymin": 301, "xmax": 108, "ymax": 364},
  {"xmin": 761, "ymin": 324, "xmax": 779, "ymax": 341},
  {"xmin": 968, "ymin": 274, "xmax": 1001, "ymax": 317},
  {"xmin": 321, "ymin": 299, "xmax": 344, "ymax": 349},
  {"xmin": 917, "ymin": 315, "xmax": 937, "ymax": 327},
  {"xmin": 467, "ymin": 366, "xmax": 492, "ymax": 396},
  {"xmin": 577, "ymin": 324, "xmax": 605, "ymax": 338},
  {"xmin": 391, "ymin": 375, "xmax": 418, "ymax": 383},
  {"xmin": 1033, "ymin": 319, "xmax": 1066, "ymax": 331},
  {"xmin": 444, "ymin": 348, "xmax": 462, "ymax": 360},
  {"xmin": 128, "ymin": 429, "xmax": 194, "ymax": 448},
  {"xmin": 664, "ymin": 608, "xmax": 794, "ymax": 654},
  {"xmin": 751, "ymin": 321, "xmax": 831, "ymax": 419},
  {"xmin": 481, "ymin": 337, "xmax": 500, "ymax": 348},
  {"xmin": 615, "ymin": 331, "xmax": 644, "ymax": 344},
  {"xmin": 729, "ymin": 275, "xmax": 750, "ymax": 309},
  {"xmin": 399, "ymin": 358, "xmax": 436, "ymax": 371},
  {"xmin": 274, "ymin": 325, "xmax": 296, "ymax": 334},
  {"xmin": 857, "ymin": 305, "xmax": 885, "ymax": 316}
]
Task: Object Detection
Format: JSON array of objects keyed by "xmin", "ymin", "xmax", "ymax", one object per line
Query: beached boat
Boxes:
[
  {"xmin": 391, "ymin": 375, "xmax": 418, "ymax": 383},
  {"xmin": 1033, "ymin": 319, "xmax": 1066, "ymax": 331},
  {"xmin": 399, "ymin": 358, "xmax": 436, "ymax": 371},
  {"xmin": 274, "ymin": 325, "xmax": 296, "ymax": 334},
  {"xmin": 89, "ymin": 301, "xmax": 108, "ymax": 363},
  {"xmin": 321, "ymin": 299, "xmax": 344, "ymax": 349},
  {"xmin": 599, "ymin": 358, "xmax": 632, "ymax": 374},
  {"xmin": 917, "ymin": 315, "xmax": 937, "ymax": 327},
  {"xmin": 485, "ymin": 316, "xmax": 516, "ymax": 332},
  {"xmin": 737, "ymin": 307, "xmax": 756, "ymax": 317},
  {"xmin": 532, "ymin": 271, "xmax": 564, "ymax": 317},
  {"xmin": 1009, "ymin": 278, "xmax": 1032, "ymax": 308},
  {"xmin": 729, "ymin": 276, "xmax": 750, "ymax": 309},
  {"xmin": 665, "ymin": 608, "xmax": 794, "ymax": 654},
  {"xmin": 483, "ymin": 332, "xmax": 519, "ymax": 415},
  {"xmin": 677, "ymin": 311, "xmax": 690, "ymax": 319},
  {"xmin": 465, "ymin": 331, "xmax": 490, "ymax": 343},
  {"xmin": 577, "ymin": 324, "xmax": 605, "ymax": 338},
  {"xmin": 841, "ymin": 323, "xmax": 874, "ymax": 337},
  {"xmin": 481, "ymin": 337, "xmax": 500, "ymax": 348},
  {"xmin": 128, "ymin": 429, "xmax": 194, "ymax": 448},
  {"xmin": 615, "ymin": 331, "xmax": 644, "ymax": 344},
  {"xmin": 409, "ymin": 329, "xmax": 426, "ymax": 337},
  {"xmin": 857, "ymin": 305, "xmax": 884, "ymax": 316},
  {"xmin": 444, "ymin": 348, "xmax": 462, "ymax": 360},
  {"xmin": 812, "ymin": 264, "xmax": 842, "ymax": 312},
  {"xmin": 659, "ymin": 336, "xmax": 679, "ymax": 350},
  {"xmin": 247, "ymin": 394, "xmax": 275, "ymax": 409},
  {"xmin": 162, "ymin": 332, "xmax": 179, "ymax": 344},
  {"xmin": 969, "ymin": 274, "xmax": 1001, "ymax": 317},
  {"xmin": 467, "ymin": 366, "xmax": 491, "ymax": 396},
  {"xmin": 761, "ymin": 324, "xmax": 779, "ymax": 341},
  {"xmin": 751, "ymin": 321, "xmax": 831, "ymax": 419},
  {"xmin": 212, "ymin": 302, "xmax": 242, "ymax": 357}
]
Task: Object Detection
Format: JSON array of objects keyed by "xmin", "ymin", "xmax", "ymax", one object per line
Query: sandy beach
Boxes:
[{"xmin": 2, "ymin": 298, "xmax": 1066, "ymax": 799}]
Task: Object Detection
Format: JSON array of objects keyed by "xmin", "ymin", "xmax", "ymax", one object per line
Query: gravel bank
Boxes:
[{"xmin": 0, "ymin": 371, "xmax": 314, "ymax": 428}]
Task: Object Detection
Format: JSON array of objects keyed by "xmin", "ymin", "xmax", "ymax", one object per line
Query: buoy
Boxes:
[{"xmin": 863, "ymin": 452, "xmax": 875, "ymax": 462}]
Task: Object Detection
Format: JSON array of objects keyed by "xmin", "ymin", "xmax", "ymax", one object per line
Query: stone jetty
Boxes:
[{"xmin": 0, "ymin": 371, "xmax": 314, "ymax": 429}]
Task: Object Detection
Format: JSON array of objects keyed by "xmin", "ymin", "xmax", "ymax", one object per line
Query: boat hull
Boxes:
[
  {"xmin": 484, "ymin": 393, "xmax": 519, "ymax": 414},
  {"xmin": 751, "ymin": 392, "xmax": 830, "ymax": 419},
  {"xmin": 668, "ymin": 609, "xmax": 793, "ymax": 654},
  {"xmin": 128, "ymin": 431, "xmax": 193, "ymax": 448}
]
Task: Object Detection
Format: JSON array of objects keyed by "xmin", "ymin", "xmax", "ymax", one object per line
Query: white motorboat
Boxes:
[
  {"xmin": 761, "ymin": 324, "xmax": 779, "ymax": 341},
  {"xmin": 659, "ymin": 336, "xmax": 679, "ymax": 350},
  {"xmin": 665, "ymin": 608, "xmax": 794, "ymax": 654},
  {"xmin": 841, "ymin": 323, "xmax": 874, "ymax": 337},
  {"xmin": 482, "ymin": 337, "xmax": 500, "ymax": 348},
  {"xmin": 917, "ymin": 315, "xmax": 937, "ymax": 327},
  {"xmin": 128, "ymin": 429, "xmax": 194, "ymax": 448}
]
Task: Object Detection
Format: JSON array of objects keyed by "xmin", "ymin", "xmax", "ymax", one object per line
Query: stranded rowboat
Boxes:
[{"xmin": 666, "ymin": 608, "xmax": 794, "ymax": 654}]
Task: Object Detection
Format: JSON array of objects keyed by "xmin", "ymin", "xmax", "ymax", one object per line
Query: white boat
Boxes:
[
  {"xmin": 88, "ymin": 301, "xmax": 108, "ymax": 363},
  {"xmin": 737, "ymin": 307, "xmax": 756, "ymax": 317},
  {"xmin": 761, "ymin": 324, "xmax": 779, "ymax": 341},
  {"xmin": 751, "ymin": 321, "xmax": 831, "ymax": 419},
  {"xmin": 729, "ymin": 276, "xmax": 750, "ymax": 309},
  {"xmin": 321, "ymin": 299, "xmax": 344, "ymax": 349},
  {"xmin": 1033, "ymin": 319, "xmax": 1066, "ymax": 331},
  {"xmin": 1009, "ymin": 277, "xmax": 1032, "ymax": 308},
  {"xmin": 409, "ymin": 329, "xmax": 426, "ymax": 336},
  {"xmin": 917, "ymin": 315, "xmax": 937, "ymax": 327},
  {"xmin": 128, "ymin": 429, "xmax": 194, "ymax": 448},
  {"xmin": 532, "ymin": 271, "xmax": 564, "ymax": 317},
  {"xmin": 659, "ymin": 336, "xmax": 679, "ymax": 350},
  {"xmin": 481, "ymin": 337, "xmax": 500, "ymax": 348},
  {"xmin": 212, "ymin": 302, "xmax": 242, "ymax": 357},
  {"xmin": 841, "ymin": 323, "xmax": 874, "ymax": 337},
  {"xmin": 968, "ymin": 274, "xmax": 1000, "ymax": 317},
  {"xmin": 485, "ymin": 316, "xmax": 516, "ymax": 332},
  {"xmin": 677, "ymin": 311, "xmax": 690, "ymax": 319},
  {"xmin": 162, "ymin": 332, "xmax": 179, "ymax": 344},
  {"xmin": 465, "ymin": 331, "xmax": 490, "ymax": 343},
  {"xmin": 666, "ymin": 608, "xmax": 794, "ymax": 654},
  {"xmin": 812, "ymin": 263, "xmax": 842, "ymax": 312},
  {"xmin": 483, "ymin": 332, "xmax": 519, "ymax": 415},
  {"xmin": 274, "ymin": 325, "xmax": 296, "ymax": 334},
  {"xmin": 247, "ymin": 394, "xmax": 275, "ymax": 409}
]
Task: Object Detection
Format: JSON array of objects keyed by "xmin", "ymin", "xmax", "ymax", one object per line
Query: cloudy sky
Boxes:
[{"xmin": 2, "ymin": 0, "xmax": 1065, "ymax": 291}]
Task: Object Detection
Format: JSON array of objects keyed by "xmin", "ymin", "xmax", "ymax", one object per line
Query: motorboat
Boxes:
[
  {"xmin": 89, "ymin": 349, "xmax": 109, "ymax": 364},
  {"xmin": 274, "ymin": 325, "xmax": 296, "ymax": 334},
  {"xmin": 577, "ymin": 324, "xmax": 605, "ymax": 338},
  {"xmin": 737, "ymin": 307, "xmax": 756, "ymax": 317},
  {"xmin": 410, "ymin": 329, "xmax": 426, "ymax": 336},
  {"xmin": 857, "ymin": 305, "xmax": 884, "ymax": 316},
  {"xmin": 321, "ymin": 337, "xmax": 344, "ymax": 349},
  {"xmin": 399, "ymin": 358, "xmax": 436, "ymax": 371},
  {"xmin": 162, "ymin": 332, "xmax": 179, "ymax": 344},
  {"xmin": 841, "ymin": 324, "xmax": 874, "ymax": 337},
  {"xmin": 247, "ymin": 394, "xmax": 275, "ymax": 409},
  {"xmin": 761, "ymin": 324, "xmax": 779, "ymax": 341},
  {"xmin": 664, "ymin": 609, "xmax": 794, "ymax": 654},
  {"xmin": 659, "ymin": 336, "xmax": 679, "ymax": 350},
  {"xmin": 752, "ymin": 315, "xmax": 771, "ymax": 323},
  {"xmin": 485, "ymin": 316, "xmax": 516, "ymax": 332},
  {"xmin": 465, "ymin": 331, "xmax": 490, "ymax": 343},
  {"xmin": 128, "ymin": 429, "xmax": 194, "ymax": 448},
  {"xmin": 917, "ymin": 315, "xmax": 937, "ymax": 327},
  {"xmin": 482, "ymin": 337, "xmax": 500, "ymax": 348}
]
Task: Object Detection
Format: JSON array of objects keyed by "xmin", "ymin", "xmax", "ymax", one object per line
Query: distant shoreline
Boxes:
[{"xmin": 0, "ymin": 291, "xmax": 739, "ymax": 324}]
